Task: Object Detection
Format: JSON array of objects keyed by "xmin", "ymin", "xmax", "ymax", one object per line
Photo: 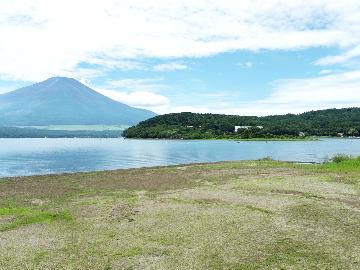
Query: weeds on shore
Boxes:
[
  {"xmin": 331, "ymin": 154, "xmax": 353, "ymax": 163},
  {"xmin": 0, "ymin": 206, "xmax": 72, "ymax": 232},
  {"xmin": 321, "ymin": 154, "xmax": 360, "ymax": 172}
]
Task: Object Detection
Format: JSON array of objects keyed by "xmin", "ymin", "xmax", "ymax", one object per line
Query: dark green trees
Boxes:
[{"xmin": 123, "ymin": 108, "xmax": 360, "ymax": 139}]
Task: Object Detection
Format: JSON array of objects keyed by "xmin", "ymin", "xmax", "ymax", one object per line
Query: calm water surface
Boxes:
[{"xmin": 1, "ymin": 138, "xmax": 360, "ymax": 177}]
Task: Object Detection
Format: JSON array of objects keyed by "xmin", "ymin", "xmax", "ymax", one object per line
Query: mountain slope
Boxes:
[{"xmin": 0, "ymin": 77, "xmax": 156, "ymax": 125}]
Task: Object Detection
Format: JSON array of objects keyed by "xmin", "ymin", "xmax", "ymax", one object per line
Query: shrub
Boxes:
[{"xmin": 331, "ymin": 154, "xmax": 352, "ymax": 163}]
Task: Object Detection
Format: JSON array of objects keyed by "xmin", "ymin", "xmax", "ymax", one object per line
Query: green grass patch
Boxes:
[
  {"xmin": 302, "ymin": 192, "xmax": 322, "ymax": 199},
  {"xmin": 0, "ymin": 207, "xmax": 72, "ymax": 232},
  {"xmin": 261, "ymin": 237, "xmax": 339, "ymax": 269},
  {"xmin": 114, "ymin": 247, "xmax": 143, "ymax": 258},
  {"xmin": 320, "ymin": 155, "xmax": 360, "ymax": 172},
  {"xmin": 32, "ymin": 251, "xmax": 49, "ymax": 266}
]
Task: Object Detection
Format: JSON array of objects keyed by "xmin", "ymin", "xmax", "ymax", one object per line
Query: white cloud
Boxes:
[
  {"xmin": 1, "ymin": 0, "xmax": 360, "ymax": 80},
  {"xmin": 106, "ymin": 78, "xmax": 164, "ymax": 91},
  {"xmin": 153, "ymin": 62, "xmax": 187, "ymax": 72},
  {"xmin": 207, "ymin": 71, "xmax": 360, "ymax": 115},
  {"xmin": 3, "ymin": 0, "xmax": 360, "ymax": 116},
  {"xmin": 87, "ymin": 58, "xmax": 147, "ymax": 71},
  {"xmin": 267, "ymin": 71, "xmax": 360, "ymax": 105},
  {"xmin": 0, "ymin": 87, "xmax": 12, "ymax": 94},
  {"xmin": 97, "ymin": 89, "xmax": 170, "ymax": 108},
  {"xmin": 92, "ymin": 77, "xmax": 169, "ymax": 112},
  {"xmin": 319, "ymin": 69, "xmax": 333, "ymax": 75},
  {"xmin": 60, "ymin": 68, "xmax": 105, "ymax": 83},
  {"xmin": 146, "ymin": 70, "xmax": 360, "ymax": 116},
  {"xmin": 315, "ymin": 45, "xmax": 360, "ymax": 66},
  {"xmin": 237, "ymin": 61, "xmax": 253, "ymax": 68}
]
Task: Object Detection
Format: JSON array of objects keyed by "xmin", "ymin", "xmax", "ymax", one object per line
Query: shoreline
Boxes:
[
  {"xmin": 123, "ymin": 136, "xmax": 319, "ymax": 141},
  {"xmin": 0, "ymin": 159, "xmax": 322, "ymax": 180},
  {"xmin": 2, "ymin": 136, "xmax": 360, "ymax": 140}
]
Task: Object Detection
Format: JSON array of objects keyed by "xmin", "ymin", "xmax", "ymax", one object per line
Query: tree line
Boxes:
[
  {"xmin": 0, "ymin": 126, "xmax": 122, "ymax": 138},
  {"xmin": 123, "ymin": 108, "xmax": 360, "ymax": 139}
]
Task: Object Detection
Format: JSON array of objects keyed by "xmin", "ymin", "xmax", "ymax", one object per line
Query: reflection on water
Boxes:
[{"xmin": 1, "ymin": 138, "xmax": 360, "ymax": 177}]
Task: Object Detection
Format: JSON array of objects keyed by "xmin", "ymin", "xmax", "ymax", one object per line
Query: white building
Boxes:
[{"xmin": 234, "ymin": 126, "xmax": 263, "ymax": 132}]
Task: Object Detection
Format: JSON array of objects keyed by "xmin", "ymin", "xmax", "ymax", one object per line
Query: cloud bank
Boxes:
[
  {"xmin": 1, "ymin": 0, "xmax": 360, "ymax": 81},
  {"xmin": 172, "ymin": 71, "xmax": 360, "ymax": 116},
  {"xmin": 97, "ymin": 89, "xmax": 170, "ymax": 107},
  {"xmin": 2, "ymin": 1, "xmax": 360, "ymax": 115}
]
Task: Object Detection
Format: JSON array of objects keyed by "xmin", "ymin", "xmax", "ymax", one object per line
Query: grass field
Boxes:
[{"xmin": 0, "ymin": 158, "xmax": 359, "ymax": 269}]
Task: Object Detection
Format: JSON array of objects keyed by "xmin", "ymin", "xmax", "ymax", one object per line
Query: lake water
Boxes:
[{"xmin": 1, "ymin": 138, "xmax": 360, "ymax": 178}]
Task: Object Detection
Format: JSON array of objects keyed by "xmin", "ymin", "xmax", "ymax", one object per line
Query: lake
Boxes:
[{"xmin": 1, "ymin": 138, "xmax": 360, "ymax": 178}]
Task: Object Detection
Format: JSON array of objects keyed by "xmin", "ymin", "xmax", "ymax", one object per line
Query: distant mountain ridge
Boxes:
[{"xmin": 0, "ymin": 77, "xmax": 156, "ymax": 125}]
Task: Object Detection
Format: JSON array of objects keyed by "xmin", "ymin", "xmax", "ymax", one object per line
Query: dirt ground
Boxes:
[{"xmin": 0, "ymin": 160, "xmax": 359, "ymax": 269}]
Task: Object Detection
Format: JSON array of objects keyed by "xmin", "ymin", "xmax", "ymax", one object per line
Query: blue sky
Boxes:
[{"xmin": 1, "ymin": 1, "xmax": 360, "ymax": 115}]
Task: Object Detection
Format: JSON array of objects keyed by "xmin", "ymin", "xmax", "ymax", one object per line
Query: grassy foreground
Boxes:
[{"xmin": 0, "ymin": 159, "xmax": 359, "ymax": 269}]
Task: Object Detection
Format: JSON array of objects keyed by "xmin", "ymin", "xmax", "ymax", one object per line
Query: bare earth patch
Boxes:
[{"xmin": 0, "ymin": 160, "xmax": 359, "ymax": 269}]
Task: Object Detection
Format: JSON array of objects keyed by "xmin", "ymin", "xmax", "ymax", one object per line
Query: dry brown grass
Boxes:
[{"xmin": 0, "ymin": 160, "xmax": 359, "ymax": 269}]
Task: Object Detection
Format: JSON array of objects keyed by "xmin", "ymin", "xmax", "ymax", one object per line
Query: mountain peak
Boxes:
[
  {"xmin": 20, "ymin": 76, "xmax": 91, "ymax": 96},
  {"xmin": 47, "ymin": 76, "xmax": 76, "ymax": 81},
  {"xmin": 0, "ymin": 77, "xmax": 157, "ymax": 125},
  {"xmin": 43, "ymin": 76, "xmax": 79, "ymax": 85}
]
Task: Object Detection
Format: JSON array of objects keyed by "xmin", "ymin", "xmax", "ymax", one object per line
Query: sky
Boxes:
[{"xmin": 1, "ymin": 0, "xmax": 360, "ymax": 115}]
